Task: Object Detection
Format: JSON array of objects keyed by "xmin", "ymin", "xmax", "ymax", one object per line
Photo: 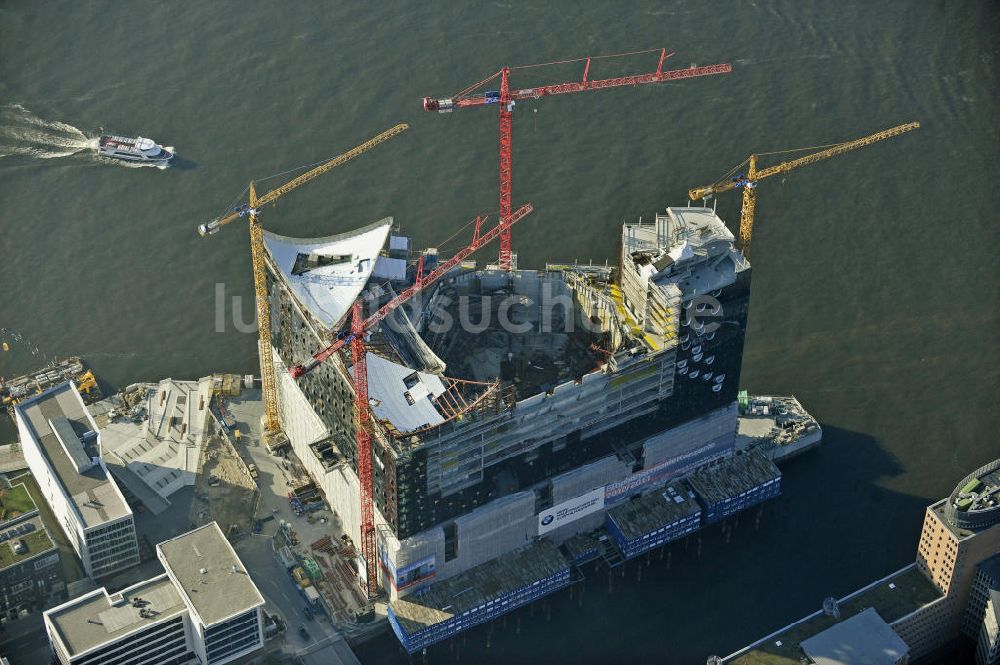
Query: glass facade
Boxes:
[
  {"xmin": 68, "ymin": 615, "xmax": 191, "ymax": 665},
  {"xmin": 86, "ymin": 518, "xmax": 140, "ymax": 578},
  {"xmin": 271, "ymin": 236, "xmax": 752, "ymax": 541},
  {"xmin": 203, "ymin": 609, "xmax": 261, "ymax": 665}
]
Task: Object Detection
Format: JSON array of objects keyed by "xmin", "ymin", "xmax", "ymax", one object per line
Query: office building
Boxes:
[
  {"xmin": 43, "ymin": 522, "xmax": 264, "ymax": 665},
  {"xmin": 720, "ymin": 457, "xmax": 1000, "ymax": 664},
  {"xmin": 14, "ymin": 382, "xmax": 139, "ymax": 579},
  {"xmin": 0, "ymin": 480, "xmax": 63, "ymax": 619}
]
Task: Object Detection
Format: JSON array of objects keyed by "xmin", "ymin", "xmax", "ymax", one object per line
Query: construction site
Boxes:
[
  {"xmin": 0, "ymin": 79, "xmax": 919, "ymax": 658},
  {"xmin": 176, "ymin": 45, "xmax": 924, "ymax": 654}
]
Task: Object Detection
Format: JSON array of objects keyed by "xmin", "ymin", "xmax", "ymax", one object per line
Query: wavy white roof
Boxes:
[{"xmin": 263, "ymin": 219, "xmax": 392, "ymax": 330}]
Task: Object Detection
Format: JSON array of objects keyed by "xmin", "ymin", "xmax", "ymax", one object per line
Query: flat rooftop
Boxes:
[
  {"xmin": 390, "ymin": 540, "xmax": 569, "ymax": 636},
  {"xmin": 687, "ymin": 450, "xmax": 780, "ymax": 506},
  {"xmin": 724, "ymin": 564, "xmax": 942, "ymax": 665},
  {"xmin": 607, "ymin": 481, "xmax": 701, "ymax": 541},
  {"xmin": 156, "ymin": 521, "xmax": 264, "ymax": 626},
  {"xmin": 800, "ymin": 607, "xmax": 909, "ymax": 665},
  {"xmin": 15, "ymin": 383, "xmax": 131, "ymax": 528},
  {"xmin": 978, "ymin": 552, "xmax": 1000, "ymax": 586},
  {"xmin": 562, "ymin": 532, "xmax": 601, "ymax": 562},
  {"xmin": 45, "ymin": 574, "xmax": 186, "ymax": 657}
]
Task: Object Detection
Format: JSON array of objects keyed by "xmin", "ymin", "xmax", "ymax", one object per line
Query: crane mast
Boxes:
[
  {"xmin": 498, "ymin": 68, "xmax": 514, "ymax": 270},
  {"xmin": 348, "ymin": 300, "xmax": 376, "ymax": 597},
  {"xmin": 689, "ymin": 121, "xmax": 920, "ymax": 256},
  {"xmin": 291, "ymin": 204, "xmax": 534, "ymax": 598},
  {"xmin": 247, "ymin": 182, "xmax": 280, "ymax": 432},
  {"xmin": 197, "ymin": 123, "xmax": 408, "ymax": 437},
  {"xmin": 423, "ymin": 48, "xmax": 732, "ymax": 271}
]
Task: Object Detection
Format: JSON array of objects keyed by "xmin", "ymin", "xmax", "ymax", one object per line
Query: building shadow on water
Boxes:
[{"xmin": 353, "ymin": 425, "xmax": 938, "ymax": 665}]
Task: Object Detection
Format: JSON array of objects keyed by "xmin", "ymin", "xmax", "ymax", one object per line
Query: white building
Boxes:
[
  {"xmin": 44, "ymin": 574, "xmax": 192, "ymax": 665},
  {"xmin": 157, "ymin": 522, "xmax": 266, "ymax": 665},
  {"xmin": 14, "ymin": 382, "xmax": 139, "ymax": 579},
  {"xmin": 43, "ymin": 522, "xmax": 265, "ymax": 665}
]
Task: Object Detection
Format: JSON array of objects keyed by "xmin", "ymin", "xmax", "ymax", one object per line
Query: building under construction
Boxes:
[{"xmin": 255, "ymin": 202, "xmax": 791, "ymax": 650}]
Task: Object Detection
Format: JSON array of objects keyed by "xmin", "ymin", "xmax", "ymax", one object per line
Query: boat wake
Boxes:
[
  {"xmin": 0, "ymin": 104, "xmax": 94, "ymax": 159},
  {"xmin": 0, "ymin": 105, "xmax": 173, "ymax": 169}
]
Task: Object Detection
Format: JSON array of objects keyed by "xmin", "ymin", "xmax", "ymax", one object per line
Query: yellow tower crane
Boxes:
[
  {"xmin": 198, "ymin": 123, "xmax": 409, "ymax": 434},
  {"xmin": 689, "ymin": 121, "xmax": 920, "ymax": 256}
]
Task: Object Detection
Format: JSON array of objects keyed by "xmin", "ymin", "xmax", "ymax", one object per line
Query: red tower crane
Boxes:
[
  {"xmin": 422, "ymin": 48, "xmax": 732, "ymax": 271},
  {"xmin": 290, "ymin": 203, "xmax": 534, "ymax": 598}
]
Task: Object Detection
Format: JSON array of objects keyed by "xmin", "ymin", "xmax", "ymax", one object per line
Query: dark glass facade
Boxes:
[{"xmin": 270, "ymin": 266, "xmax": 750, "ymax": 540}]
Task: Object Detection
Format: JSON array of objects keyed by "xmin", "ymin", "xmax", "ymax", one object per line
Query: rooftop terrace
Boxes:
[
  {"xmin": 622, "ymin": 207, "xmax": 748, "ymax": 301},
  {"xmin": 0, "ymin": 515, "xmax": 54, "ymax": 570},
  {"xmin": 45, "ymin": 574, "xmax": 186, "ymax": 657},
  {"xmin": 0, "ymin": 483, "xmax": 36, "ymax": 523},
  {"xmin": 15, "ymin": 383, "xmax": 131, "ymax": 528},
  {"xmin": 389, "ymin": 540, "xmax": 569, "ymax": 636},
  {"xmin": 723, "ymin": 564, "xmax": 942, "ymax": 665},
  {"xmin": 944, "ymin": 457, "xmax": 1000, "ymax": 532}
]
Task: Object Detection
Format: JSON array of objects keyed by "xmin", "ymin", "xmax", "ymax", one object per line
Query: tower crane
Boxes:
[
  {"xmin": 423, "ymin": 48, "xmax": 732, "ymax": 271},
  {"xmin": 688, "ymin": 121, "xmax": 920, "ymax": 256},
  {"xmin": 290, "ymin": 203, "xmax": 534, "ymax": 598},
  {"xmin": 197, "ymin": 123, "xmax": 409, "ymax": 436}
]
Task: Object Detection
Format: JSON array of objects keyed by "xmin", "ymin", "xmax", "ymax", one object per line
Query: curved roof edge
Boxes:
[
  {"xmin": 262, "ymin": 217, "xmax": 393, "ymax": 246},
  {"xmin": 945, "ymin": 457, "xmax": 1000, "ymax": 531},
  {"xmin": 263, "ymin": 218, "xmax": 394, "ymax": 331}
]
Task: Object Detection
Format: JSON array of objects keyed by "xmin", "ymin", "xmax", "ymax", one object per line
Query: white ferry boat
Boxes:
[{"xmin": 97, "ymin": 135, "xmax": 173, "ymax": 164}]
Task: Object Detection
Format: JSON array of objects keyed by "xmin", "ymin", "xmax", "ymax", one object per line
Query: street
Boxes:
[
  {"xmin": 0, "ymin": 612, "xmax": 50, "ymax": 665},
  {"xmin": 234, "ymin": 534, "xmax": 359, "ymax": 664}
]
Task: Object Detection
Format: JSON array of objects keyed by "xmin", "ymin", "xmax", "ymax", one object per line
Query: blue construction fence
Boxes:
[
  {"xmin": 699, "ymin": 477, "xmax": 781, "ymax": 525},
  {"xmin": 606, "ymin": 476, "xmax": 782, "ymax": 559},
  {"xmin": 606, "ymin": 510, "xmax": 702, "ymax": 560},
  {"xmin": 388, "ymin": 566, "xmax": 572, "ymax": 653}
]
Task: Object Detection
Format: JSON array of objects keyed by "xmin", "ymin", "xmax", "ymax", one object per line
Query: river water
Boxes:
[{"xmin": 1, "ymin": 1, "xmax": 997, "ymax": 662}]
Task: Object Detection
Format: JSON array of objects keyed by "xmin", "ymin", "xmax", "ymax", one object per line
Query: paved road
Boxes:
[
  {"xmin": 0, "ymin": 613, "xmax": 50, "ymax": 665},
  {"xmin": 235, "ymin": 534, "xmax": 348, "ymax": 656}
]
